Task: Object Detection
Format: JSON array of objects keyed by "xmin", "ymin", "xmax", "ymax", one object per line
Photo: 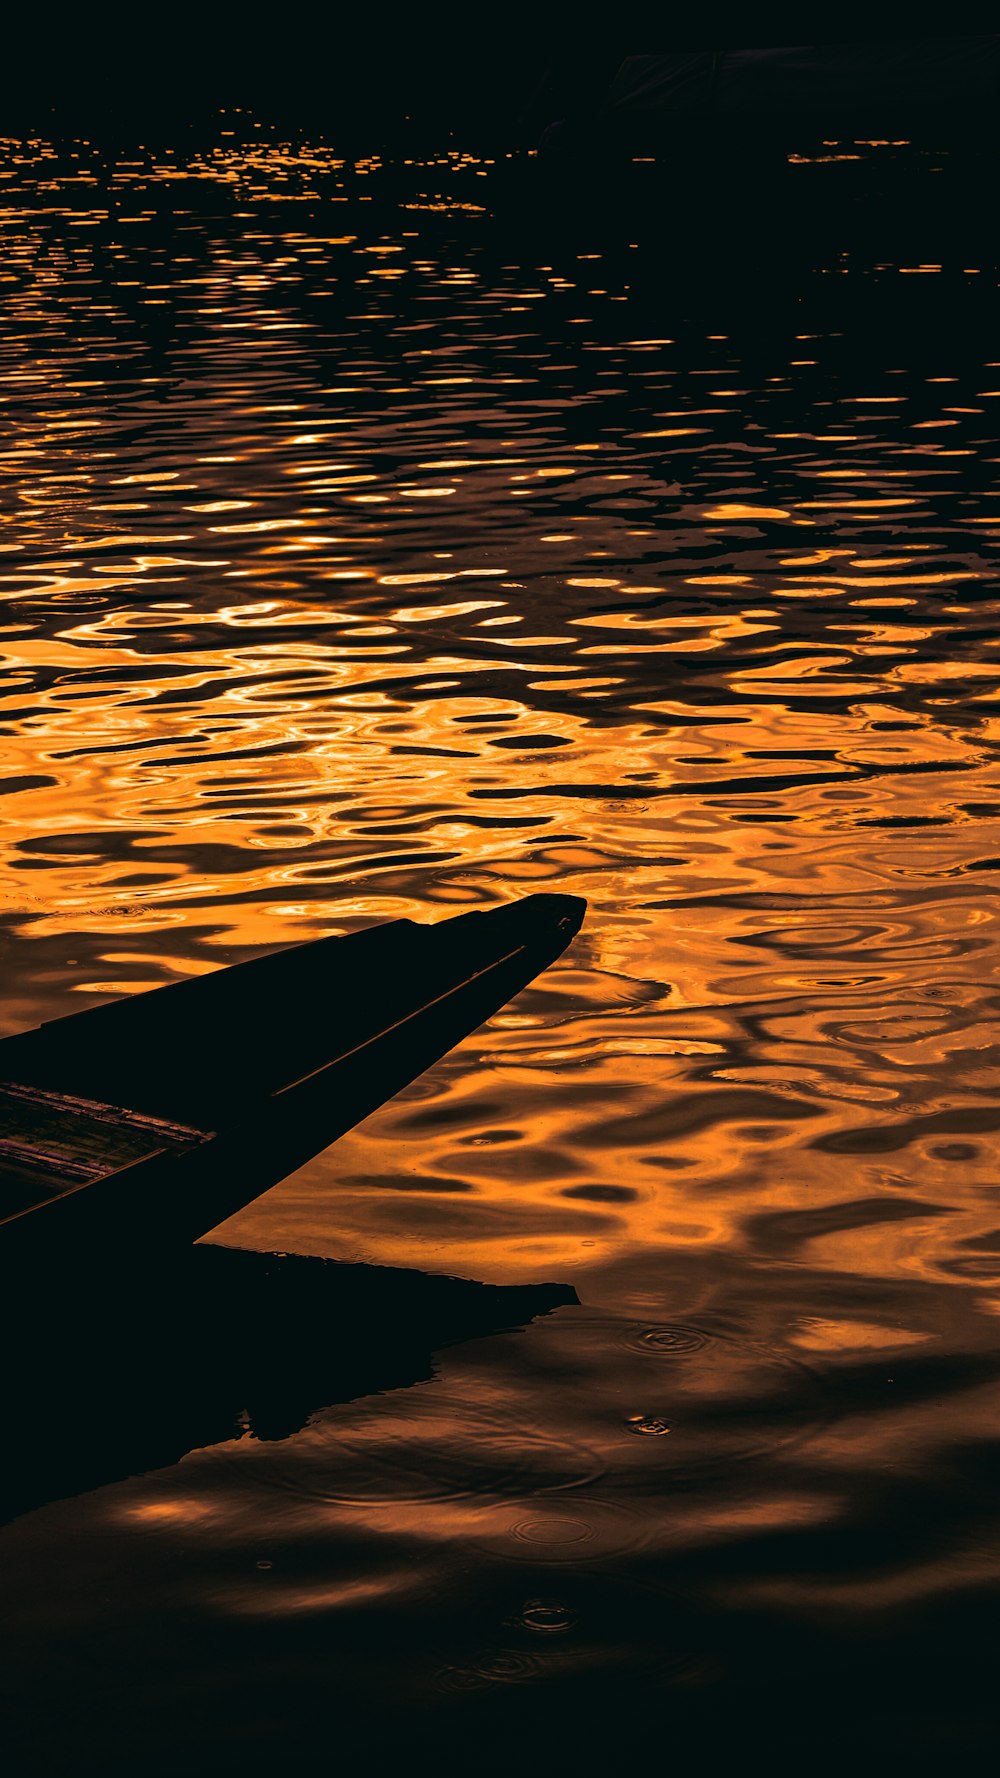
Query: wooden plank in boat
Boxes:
[{"xmin": 0, "ymin": 1081, "xmax": 208, "ymax": 1222}]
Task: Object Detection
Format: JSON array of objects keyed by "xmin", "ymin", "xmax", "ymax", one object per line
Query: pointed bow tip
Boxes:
[{"xmin": 511, "ymin": 891, "xmax": 587, "ymax": 937}]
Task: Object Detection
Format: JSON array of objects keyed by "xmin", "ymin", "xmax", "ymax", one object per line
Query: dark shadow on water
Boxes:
[{"xmin": 0, "ymin": 1243, "xmax": 576, "ymax": 1527}]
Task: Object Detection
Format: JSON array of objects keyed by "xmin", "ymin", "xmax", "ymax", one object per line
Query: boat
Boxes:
[{"xmin": 0, "ymin": 893, "xmax": 585, "ymax": 1262}]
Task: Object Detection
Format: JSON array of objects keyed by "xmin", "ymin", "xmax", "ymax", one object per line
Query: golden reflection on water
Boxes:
[
  {"xmin": 3, "ymin": 125, "xmax": 1000, "ymax": 1277},
  {"xmin": 5, "ymin": 129, "xmax": 1000, "ymax": 1760}
]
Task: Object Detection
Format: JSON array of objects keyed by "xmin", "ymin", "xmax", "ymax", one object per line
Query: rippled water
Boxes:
[{"xmin": 3, "ymin": 130, "xmax": 1000, "ymax": 1770}]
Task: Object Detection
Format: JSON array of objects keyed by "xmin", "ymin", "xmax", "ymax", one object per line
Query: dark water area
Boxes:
[{"xmin": 2, "ymin": 126, "xmax": 1000, "ymax": 1771}]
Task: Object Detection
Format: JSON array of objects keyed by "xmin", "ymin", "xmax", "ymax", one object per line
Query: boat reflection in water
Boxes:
[{"xmin": 0, "ymin": 1244, "xmax": 576, "ymax": 1527}]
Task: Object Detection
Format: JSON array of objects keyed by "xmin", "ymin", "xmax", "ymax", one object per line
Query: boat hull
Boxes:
[{"xmin": 0, "ymin": 894, "xmax": 585, "ymax": 1259}]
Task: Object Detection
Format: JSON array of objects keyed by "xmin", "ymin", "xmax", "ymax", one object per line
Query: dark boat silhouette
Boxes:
[{"xmin": 0, "ymin": 893, "xmax": 585, "ymax": 1263}]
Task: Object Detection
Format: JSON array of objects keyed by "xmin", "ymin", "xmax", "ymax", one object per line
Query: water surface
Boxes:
[{"xmin": 2, "ymin": 130, "xmax": 1000, "ymax": 1770}]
